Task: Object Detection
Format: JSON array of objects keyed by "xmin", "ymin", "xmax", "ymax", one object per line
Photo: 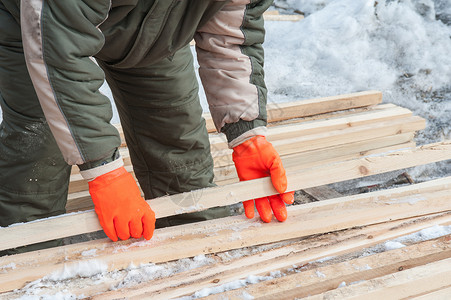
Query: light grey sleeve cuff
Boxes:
[
  {"xmin": 228, "ymin": 126, "xmax": 267, "ymax": 148},
  {"xmin": 79, "ymin": 156, "xmax": 124, "ymax": 181}
]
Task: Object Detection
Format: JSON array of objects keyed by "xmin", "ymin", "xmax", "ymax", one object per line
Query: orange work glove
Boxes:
[
  {"xmin": 232, "ymin": 135, "xmax": 294, "ymax": 222},
  {"xmin": 88, "ymin": 166, "xmax": 155, "ymax": 241}
]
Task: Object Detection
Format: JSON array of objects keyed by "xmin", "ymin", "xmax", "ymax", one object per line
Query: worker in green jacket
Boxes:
[{"xmin": 0, "ymin": 0, "xmax": 294, "ymax": 254}]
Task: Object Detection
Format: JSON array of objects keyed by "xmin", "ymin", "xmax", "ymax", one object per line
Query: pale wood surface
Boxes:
[
  {"xmin": 305, "ymin": 257, "xmax": 451, "ymax": 300},
  {"xmin": 95, "ymin": 214, "xmax": 451, "ymax": 300},
  {"xmin": 66, "ymin": 139, "xmax": 416, "ymax": 212},
  {"xmin": 411, "ymin": 286, "xmax": 451, "ymax": 300},
  {"xmin": 1, "ymin": 179, "xmax": 450, "ymax": 293},
  {"xmin": 202, "ymin": 235, "xmax": 451, "ymax": 300},
  {"xmin": 2, "ymin": 141, "xmax": 450, "ymax": 251},
  {"xmin": 215, "ymin": 139, "xmax": 416, "ymax": 186},
  {"xmin": 67, "ymin": 108, "xmax": 420, "ymax": 193},
  {"xmin": 112, "ymin": 90, "xmax": 383, "ymax": 145},
  {"xmin": 68, "ymin": 111, "xmax": 419, "ymax": 194}
]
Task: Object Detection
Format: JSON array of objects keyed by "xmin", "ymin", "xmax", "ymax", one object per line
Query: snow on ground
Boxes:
[{"xmin": 267, "ymin": 0, "xmax": 450, "ymax": 146}]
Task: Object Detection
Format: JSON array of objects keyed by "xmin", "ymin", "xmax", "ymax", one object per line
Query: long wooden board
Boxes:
[
  {"xmin": 67, "ymin": 111, "xmax": 421, "ymax": 194},
  {"xmin": 199, "ymin": 235, "xmax": 451, "ymax": 300},
  {"xmin": 306, "ymin": 257, "xmax": 451, "ymax": 300},
  {"xmin": 83, "ymin": 214, "xmax": 451, "ymax": 299},
  {"xmin": 2, "ymin": 141, "xmax": 450, "ymax": 251},
  {"xmin": 208, "ymin": 106, "xmax": 416, "ymax": 152},
  {"xmin": 66, "ymin": 139, "xmax": 415, "ymax": 213},
  {"xmin": 20, "ymin": 213, "xmax": 446, "ymax": 299},
  {"xmin": 113, "ymin": 91, "xmax": 382, "ymax": 143},
  {"xmin": 214, "ymin": 139, "xmax": 416, "ymax": 186},
  {"xmin": 1, "ymin": 178, "xmax": 450, "ymax": 292}
]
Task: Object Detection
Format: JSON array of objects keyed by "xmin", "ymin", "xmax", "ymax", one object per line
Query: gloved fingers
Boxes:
[
  {"xmin": 129, "ymin": 217, "xmax": 144, "ymax": 239},
  {"xmin": 281, "ymin": 191, "xmax": 295, "ymax": 205},
  {"xmin": 269, "ymin": 156, "xmax": 288, "ymax": 194},
  {"xmin": 255, "ymin": 197, "xmax": 273, "ymax": 223},
  {"xmin": 99, "ymin": 217, "xmax": 118, "ymax": 242},
  {"xmin": 243, "ymin": 200, "xmax": 255, "ymax": 219},
  {"xmin": 268, "ymin": 195, "xmax": 288, "ymax": 222},
  {"xmin": 142, "ymin": 210, "xmax": 156, "ymax": 240},
  {"xmin": 114, "ymin": 217, "xmax": 131, "ymax": 241}
]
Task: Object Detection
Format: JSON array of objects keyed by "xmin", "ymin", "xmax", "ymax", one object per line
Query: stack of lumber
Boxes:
[
  {"xmin": 1, "ymin": 90, "xmax": 450, "ymax": 299},
  {"xmin": 0, "ymin": 141, "xmax": 450, "ymax": 298},
  {"xmin": 67, "ymin": 90, "xmax": 425, "ymax": 212}
]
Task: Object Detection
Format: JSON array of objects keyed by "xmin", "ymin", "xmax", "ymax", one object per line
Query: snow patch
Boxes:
[
  {"xmin": 395, "ymin": 224, "xmax": 451, "ymax": 243},
  {"xmin": 315, "ymin": 270, "xmax": 326, "ymax": 278},
  {"xmin": 0, "ymin": 262, "xmax": 17, "ymax": 271},
  {"xmin": 384, "ymin": 241, "xmax": 406, "ymax": 251},
  {"xmin": 81, "ymin": 249, "xmax": 97, "ymax": 257},
  {"xmin": 384, "ymin": 195, "xmax": 427, "ymax": 205},
  {"xmin": 46, "ymin": 260, "xmax": 108, "ymax": 281}
]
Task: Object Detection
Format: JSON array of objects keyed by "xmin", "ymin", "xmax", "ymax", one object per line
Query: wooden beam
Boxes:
[
  {"xmin": 306, "ymin": 257, "xmax": 451, "ymax": 300},
  {"xmin": 1, "ymin": 178, "xmax": 450, "ymax": 292},
  {"xmin": 70, "ymin": 103, "xmax": 395, "ymax": 175},
  {"xmin": 69, "ymin": 116, "xmax": 419, "ymax": 194},
  {"xmin": 208, "ymin": 105, "xmax": 415, "ymax": 152},
  {"xmin": 214, "ymin": 139, "xmax": 416, "ymax": 186},
  {"xmin": 105, "ymin": 104, "xmax": 411, "ymax": 172},
  {"xmin": 66, "ymin": 139, "xmax": 415, "ymax": 212},
  {"xmin": 201, "ymin": 235, "xmax": 451, "ymax": 300},
  {"xmin": 91, "ymin": 214, "xmax": 451, "ymax": 300},
  {"xmin": 411, "ymin": 286, "xmax": 451, "ymax": 300},
  {"xmin": 113, "ymin": 91, "xmax": 383, "ymax": 143},
  {"xmin": 68, "ymin": 104, "xmax": 417, "ymax": 194},
  {"xmin": 212, "ymin": 114, "xmax": 424, "ymax": 175},
  {"xmin": 2, "ymin": 141, "xmax": 450, "ymax": 251}
]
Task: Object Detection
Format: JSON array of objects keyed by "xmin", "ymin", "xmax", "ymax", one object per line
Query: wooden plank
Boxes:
[
  {"xmin": 92, "ymin": 213, "xmax": 451, "ymax": 300},
  {"xmin": 213, "ymin": 134, "xmax": 416, "ymax": 185},
  {"xmin": 213, "ymin": 112, "xmax": 424, "ymax": 175},
  {"xmin": 4, "ymin": 215, "xmax": 445, "ymax": 299},
  {"xmin": 69, "ymin": 104, "xmax": 404, "ymax": 179},
  {"xmin": 411, "ymin": 286, "xmax": 451, "ymax": 300},
  {"xmin": 202, "ymin": 235, "xmax": 451, "ymax": 300},
  {"xmin": 305, "ymin": 257, "xmax": 451, "ymax": 300},
  {"xmin": 68, "ymin": 105, "xmax": 417, "ymax": 195},
  {"xmin": 69, "ymin": 118, "xmax": 418, "ymax": 195},
  {"xmin": 208, "ymin": 105, "xmax": 414, "ymax": 152},
  {"xmin": 3, "ymin": 141, "xmax": 450, "ymax": 251},
  {"xmin": 71, "ymin": 104, "xmax": 394, "ymax": 175},
  {"xmin": 105, "ymin": 104, "xmax": 411, "ymax": 172},
  {"xmin": 1, "ymin": 180, "xmax": 450, "ymax": 292},
  {"xmin": 113, "ymin": 91, "xmax": 383, "ymax": 143},
  {"xmin": 66, "ymin": 139, "xmax": 415, "ymax": 213}
]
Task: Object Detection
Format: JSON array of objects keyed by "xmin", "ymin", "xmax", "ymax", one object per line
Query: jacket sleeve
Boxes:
[
  {"xmin": 21, "ymin": 0, "xmax": 121, "ymax": 171},
  {"xmin": 194, "ymin": 0, "xmax": 272, "ymax": 147}
]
